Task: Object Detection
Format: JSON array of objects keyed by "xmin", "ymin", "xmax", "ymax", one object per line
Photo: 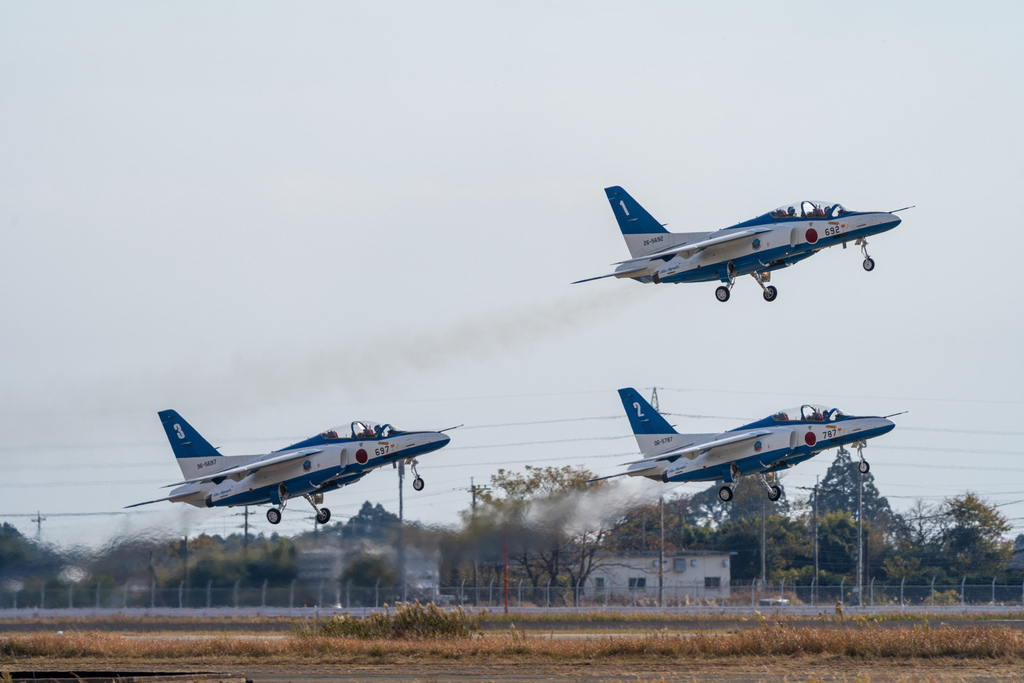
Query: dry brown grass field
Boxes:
[{"xmin": 4, "ymin": 626, "xmax": 1024, "ymax": 681}]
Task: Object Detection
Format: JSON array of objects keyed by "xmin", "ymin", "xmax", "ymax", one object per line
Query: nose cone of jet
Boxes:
[{"xmin": 427, "ymin": 432, "xmax": 451, "ymax": 452}]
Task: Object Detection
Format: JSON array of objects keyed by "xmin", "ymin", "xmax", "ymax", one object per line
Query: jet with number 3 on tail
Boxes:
[
  {"xmin": 127, "ymin": 411, "xmax": 453, "ymax": 525},
  {"xmin": 573, "ymin": 186, "xmax": 908, "ymax": 302},
  {"xmin": 589, "ymin": 389, "xmax": 898, "ymax": 503}
]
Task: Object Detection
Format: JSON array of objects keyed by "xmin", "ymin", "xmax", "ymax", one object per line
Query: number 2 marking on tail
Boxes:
[{"xmin": 633, "ymin": 402, "xmax": 644, "ymax": 418}]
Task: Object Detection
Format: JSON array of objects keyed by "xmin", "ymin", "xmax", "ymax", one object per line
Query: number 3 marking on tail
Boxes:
[
  {"xmin": 174, "ymin": 424, "xmax": 185, "ymax": 439},
  {"xmin": 633, "ymin": 402, "xmax": 644, "ymax": 418}
]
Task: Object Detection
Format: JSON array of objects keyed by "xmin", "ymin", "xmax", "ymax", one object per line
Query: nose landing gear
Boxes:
[
  {"xmin": 409, "ymin": 459, "xmax": 425, "ymax": 491},
  {"xmin": 857, "ymin": 238, "xmax": 875, "ymax": 271}
]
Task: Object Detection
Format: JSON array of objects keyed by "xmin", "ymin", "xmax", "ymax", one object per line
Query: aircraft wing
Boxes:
[
  {"xmin": 572, "ymin": 264, "xmax": 650, "ymax": 285},
  {"xmin": 125, "ymin": 493, "xmax": 195, "ymax": 508},
  {"xmin": 586, "ymin": 462, "xmax": 661, "ymax": 483},
  {"xmin": 620, "ymin": 429, "xmax": 775, "ymax": 466},
  {"xmin": 615, "ymin": 227, "xmax": 773, "ymax": 266},
  {"xmin": 164, "ymin": 448, "xmax": 324, "ymax": 487}
]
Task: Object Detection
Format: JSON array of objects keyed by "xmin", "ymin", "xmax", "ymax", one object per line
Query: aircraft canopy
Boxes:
[
  {"xmin": 319, "ymin": 422, "xmax": 400, "ymax": 440},
  {"xmin": 769, "ymin": 201, "xmax": 853, "ymax": 220},
  {"xmin": 771, "ymin": 405, "xmax": 847, "ymax": 423}
]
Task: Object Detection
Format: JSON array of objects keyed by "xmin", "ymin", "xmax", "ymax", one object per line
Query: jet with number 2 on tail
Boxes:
[
  {"xmin": 127, "ymin": 411, "xmax": 453, "ymax": 525},
  {"xmin": 574, "ymin": 186, "xmax": 908, "ymax": 302},
  {"xmin": 589, "ymin": 389, "xmax": 899, "ymax": 503}
]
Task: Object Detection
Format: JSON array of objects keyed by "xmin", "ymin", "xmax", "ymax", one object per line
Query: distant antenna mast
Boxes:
[{"xmin": 650, "ymin": 387, "xmax": 660, "ymax": 412}]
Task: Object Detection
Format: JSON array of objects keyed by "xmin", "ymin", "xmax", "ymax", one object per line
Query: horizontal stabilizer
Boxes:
[
  {"xmin": 164, "ymin": 448, "xmax": 324, "ymax": 487},
  {"xmin": 572, "ymin": 264, "xmax": 649, "ymax": 285},
  {"xmin": 616, "ymin": 227, "xmax": 772, "ymax": 265},
  {"xmin": 586, "ymin": 464, "xmax": 660, "ymax": 484}
]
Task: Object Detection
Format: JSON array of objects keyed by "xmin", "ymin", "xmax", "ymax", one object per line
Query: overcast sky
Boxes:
[{"xmin": 1, "ymin": 1, "xmax": 1022, "ymax": 549}]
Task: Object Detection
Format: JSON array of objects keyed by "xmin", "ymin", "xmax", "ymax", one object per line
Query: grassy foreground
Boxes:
[{"xmin": 3, "ymin": 625, "xmax": 1024, "ymax": 664}]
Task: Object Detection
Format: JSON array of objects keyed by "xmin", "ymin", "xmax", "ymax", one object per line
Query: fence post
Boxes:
[
  {"xmin": 458, "ymin": 578, "xmax": 464, "ymax": 607},
  {"xmin": 318, "ymin": 579, "xmax": 324, "ymax": 608},
  {"xmin": 96, "ymin": 582, "xmax": 101, "ymax": 609},
  {"xmin": 751, "ymin": 580, "xmax": 755, "ymax": 607},
  {"xmin": 122, "ymin": 583, "xmax": 127, "ymax": 609},
  {"xmin": 151, "ymin": 578, "xmax": 156, "ymax": 609},
  {"xmin": 346, "ymin": 580, "xmax": 351, "ymax": 609},
  {"xmin": 992, "ymin": 577, "xmax": 996, "ymax": 606},
  {"xmin": 840, "ymin": 577, "xmax": 845, "ymax": 606},
  {"xmin": 518, "ymin": 579, "xmax": 523, "ymax": 607},
  {"xmin": 376, "ymin": 579, "xmax": 381, "ymax": 608},
  {"xmin": 233, "ymin": 580, "xmax": 239, "ymax": 608},
  {"xmin": 178, "ymin": 581, "xmax": 184, "ymax": 609},
  {"xmin": 206, "ymin": 580, "xmax": 212, "ymax": 609},
  {"xmin": 900, "ymin": 577, "xmax": 905, "ymax": 608},
  {"xmin": 575, "ymin": 579, "xmax": 581, "ymax": 608},
  {"xmin": 931, "ymin": 576, "xmax": 936, "ymax": 607},
  {"xmin": 604, "ymin": 582, "xmax": 609, "ymax": 608},
  {"xmin": 289, "ymin": 579, "xmax": 295, "ymax": 609},
  {"xmin": 12, "ymin": 589, "xmax": 17, "ymax": 610},
  {"xmin": 546, "ymin": 577, "xmax": 551, "ymax": 608},
  {"xmin": 960, "ymin": 576, "xmax": 966, "ymax": 609},
  {"xmin": 40, "ymin": 584, "xmax": 45, "ymax": 610},
  {"xmin": 780, "ymin": 577, "xmax": 785, "ymax": 603},
  {"xmin": 870, "ymin": 577, "xmax": 874, "ymax": 607},
  {"xmin": 261, "ymin": 579, "xmax": 267, "ymax": 608},
  {"xmin": 68, "ymin": 584, "xmax": 73, "ymax": 609},
  {"xmin": 810, "ymin": 577, "xmax": 815, "ymax": 608}
]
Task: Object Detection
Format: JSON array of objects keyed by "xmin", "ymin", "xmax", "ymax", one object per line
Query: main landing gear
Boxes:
[
  {"xmin": 715, "ymin": 269, "xmax": 778, "ymax": 303},
  {"xmin": 265, "ymin": 488, "xmax": 331, "ymax": 525},
  {"xmin": 857, "ymin": 238, "xmax": 875, "ymax": 271},
  {"xmin": 304, "ymin": 492, "xmax": 331, "ymax": 524},
  {"xmin": 718, "ymin": 485, "xmax": 733, "ymax": 502},
  {"xmin": 759, "ymin": 473, "xmax": 782, "ymax": 501},
  {"xmin": 409, "ymin": 458, "xmax": 425, "ymax": 491}
]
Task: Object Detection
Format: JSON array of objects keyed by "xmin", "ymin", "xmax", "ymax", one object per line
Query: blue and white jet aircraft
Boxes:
[
  {"xmin": 591, "ymin": 389, "xmax": 897, "ymax": 502},
  {"xmin": 128, "ymin": 411, "xmax": 452, "ymax": 524},
  {"xmin": 574, "ymin": 186, "xmax": 907, "ymax": 302}
]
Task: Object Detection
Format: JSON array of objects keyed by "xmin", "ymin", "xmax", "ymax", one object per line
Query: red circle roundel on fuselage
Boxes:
[
  {"xmin": 356, "ymin": 449, "xmax": 368, "ymax": 464},
  {"xmin": 804, "ymin": 431, "xmax": 817, "ymax": 447},
  {"xmin": 805, "ymin": 228, "xmax": 818, "ymax": 244}
]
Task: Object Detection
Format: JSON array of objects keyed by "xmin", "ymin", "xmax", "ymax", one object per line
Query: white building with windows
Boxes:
[{"xmin": 587, "ymin": 551, "xmax": 736, "ymax": 600}]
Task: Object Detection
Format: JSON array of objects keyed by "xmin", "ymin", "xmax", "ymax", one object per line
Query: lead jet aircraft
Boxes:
[
  {"xmin": 574, "ymin": 186, "xmax": 906, "ymax": 302},
  {"xmin": 128, "ymin": 411, "xmax": 452, "ymax": 524},
  {"xmin": 590, "ymin": 389, "xmax": 897, "ymax": 502}
]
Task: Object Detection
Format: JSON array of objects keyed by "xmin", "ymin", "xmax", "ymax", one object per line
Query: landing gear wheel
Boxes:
[
  {"xmin": 316, "ymin": 508, "xmax": 331, "ymax": 524},
  {"xmin": 715, "ymin": 286, "xmax": 731, "ymax": 302},
  {"xmin": 862, "ymin": 258, "xmax": 875, "ymax": 272},
  {"xmin": 858, "ymin": 461, "xmax": 870, "ymax": 474},
  {"xmin": 768, "ymin": 485, "xmax": 782, "ymax": 502},
  {"xmin": 412, "ymin": 476, "xmax": 425, "ymax": 491},
  {"xmin": 266, "ymin": 508, "xmax": 282, "ymax": 525},
  {"xmin": 763, "ymin": 285, "xmax": 778, "ymax": 302},
  {"xmin": 718, "ymin": 486, "xmax": 734, "ymax": 502}
]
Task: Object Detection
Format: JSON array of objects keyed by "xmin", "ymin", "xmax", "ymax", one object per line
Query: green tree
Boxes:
[
  {"xmin": 342, "ymin": 501, "xmax": 401, "ymax": 541},
  {"xmin": 940, "ymin": 492, "xmax": 1012, "ymax": 578},
  {"xmin": 812, "ymin": 451, "xmax": 892, "ymax": 525}
]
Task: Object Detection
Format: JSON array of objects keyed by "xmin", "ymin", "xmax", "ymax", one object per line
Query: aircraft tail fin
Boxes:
[
  {"xmin": 604, "ymin": 186, "xmax": 705, "ymax": 259},
  {"xmin": 158, "ymin": 410, "xmax": 222, "ymax": 477},
  {"xmin": 618, "ymin": 387, "xmax": 678, "ymax": 454}
]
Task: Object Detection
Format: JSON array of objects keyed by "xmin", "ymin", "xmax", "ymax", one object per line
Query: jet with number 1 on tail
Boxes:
[
  {"xmin": 589, "ymin": 389, "xmax": 898, "ymax": 503},
  {"xmin": 574, "ymin": 186, "xmax": 908, "ymax": 302},
  {"xmin": 127, "ymin": 411, "xmax": 453, "ymax": 525}
]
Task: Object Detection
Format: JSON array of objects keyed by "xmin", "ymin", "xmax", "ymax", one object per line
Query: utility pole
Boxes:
[
  {"xmin": 760, "ymin": 501, "xmax": 766, "ymax": 586},
  {"xmin": 398, "ymin": 460, "xmax": 406, "ymax": 603},
  {"xmin": 242, "ymin": 506, "xmax": 250, "ymax": 554},
  {"xmin": 659, "ymin": 497, "xmax": 665, "ymax": 608},
  {"xmin": 797, "ymin": 479, "xmax": 821, "ymax": 603},
  {"xmin": 469, "ymin": 478, "xmax": 490, "ymax": 597},
  {"xmin": 857, "ymin": 468, "xmax": 863, "ymax": 607},
  {"xmin": 32, "ymin": 511, "xmax": 46, "ymax": 541}
]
